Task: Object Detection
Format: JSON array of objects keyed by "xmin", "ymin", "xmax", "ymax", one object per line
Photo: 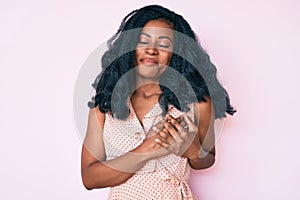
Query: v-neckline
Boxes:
[{"xmin": 129, "ymin": 100, "xmax": 160, "ymax": 129}]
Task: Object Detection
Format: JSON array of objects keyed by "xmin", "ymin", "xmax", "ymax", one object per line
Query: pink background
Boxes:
[{"xmin": 1, "ymin": 0, "xmax": 300, "ymax": 199}]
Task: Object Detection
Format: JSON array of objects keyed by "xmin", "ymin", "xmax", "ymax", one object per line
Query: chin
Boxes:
[{"xmin": 136, "ymin": 65, "xmax": 168, "ymax": 80}]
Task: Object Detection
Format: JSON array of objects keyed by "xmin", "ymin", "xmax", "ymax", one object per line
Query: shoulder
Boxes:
[
  {"xmin": 194, "ymin": 95, "xmax": 214, "ymax": 130},
  {"xmin": 88, "ymin": 106, "xmax": 106, "ymax": 130},
  {"xmin": 195, "ymin": 95, "xmax": 213, "ymax": 115}
]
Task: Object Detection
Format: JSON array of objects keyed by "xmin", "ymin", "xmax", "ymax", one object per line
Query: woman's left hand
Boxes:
[{"xmin": 155, "ymin": 114, "xmax": 201, "ymax": 160}]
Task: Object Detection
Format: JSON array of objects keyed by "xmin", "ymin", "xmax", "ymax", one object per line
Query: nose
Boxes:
[{"xmin": 145, "ymin": 46, "xmax": 158, "ymax": 55}]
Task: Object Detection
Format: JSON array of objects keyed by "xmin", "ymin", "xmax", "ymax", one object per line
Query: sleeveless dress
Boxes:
[{"xmin": 103, "ymin": 101, "xmax": 197, "ymax": 200}]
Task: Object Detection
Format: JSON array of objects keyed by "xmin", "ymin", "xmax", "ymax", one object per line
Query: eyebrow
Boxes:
[{"xmin": 140, "ymin": 32, "xmax": 173, "ymax": 44}]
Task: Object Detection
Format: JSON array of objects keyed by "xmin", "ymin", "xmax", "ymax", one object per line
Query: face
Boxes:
[{"xmin": 134, "ymin": 19, "xmax": 174, "ymax": 81}]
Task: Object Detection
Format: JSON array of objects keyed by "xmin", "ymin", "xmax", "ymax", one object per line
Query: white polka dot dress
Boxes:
[{"xmin": 103, "ymin": 101, "xmax": 197, "ymax": 200}]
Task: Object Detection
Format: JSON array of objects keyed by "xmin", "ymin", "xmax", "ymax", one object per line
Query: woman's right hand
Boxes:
[{"xmin": 131, "ymin": 118, "xmax": 171, "ymax": 160}]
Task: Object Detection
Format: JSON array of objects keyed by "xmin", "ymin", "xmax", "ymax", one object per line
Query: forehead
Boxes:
[{"xmin": 141, "ymin": 20, "xmax": 174, "ymax": 38}]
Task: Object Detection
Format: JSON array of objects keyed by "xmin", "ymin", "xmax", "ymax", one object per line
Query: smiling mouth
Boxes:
[{"xmin": 140, "ymin": 58, "xmax": 158, "ymax": 65}]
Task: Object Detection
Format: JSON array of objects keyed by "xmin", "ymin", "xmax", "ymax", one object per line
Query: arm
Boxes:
[
  {"xmin": 81, "ymin": 107, "xmax": 168, "ymax": 190},
  {"xmin": 187, "ymin": 95, "xmax": 216, "ymax": 169},
  {"xmin": 155, "ymin": 95, "xmax": 216, "ymax": 170}
]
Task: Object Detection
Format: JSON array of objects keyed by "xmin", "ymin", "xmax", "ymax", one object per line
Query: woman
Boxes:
[{"xmin": 81, "ymin": 5, "xmax": 236, "ymax": 199}]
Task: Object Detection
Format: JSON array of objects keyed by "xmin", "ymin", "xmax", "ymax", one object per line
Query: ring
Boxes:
[{"xmin": 183, "ymin": 125, "xmax": 188, "ymax": 129}]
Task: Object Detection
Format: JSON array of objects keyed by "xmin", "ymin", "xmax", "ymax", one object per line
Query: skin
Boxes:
[
  {"xmin": 134, "ymin": 19, "xmax": 174, "ymax": 82},
  {"xmin": 81, "ymin": 19, "xmax": 216, "ymax": 190}
]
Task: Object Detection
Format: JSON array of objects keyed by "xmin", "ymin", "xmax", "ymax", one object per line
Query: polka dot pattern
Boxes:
[{"xmin": 103, "ymin": 102, "xmax": 197, "ymax": 199}]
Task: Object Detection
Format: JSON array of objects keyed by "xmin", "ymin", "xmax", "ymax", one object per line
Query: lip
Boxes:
[{"xmin": 140, "ymin": 58, "xmax": 158, "ymax": 65}]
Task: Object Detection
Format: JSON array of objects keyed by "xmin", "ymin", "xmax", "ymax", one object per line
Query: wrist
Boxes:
[
  {"xmin": 130, "ymin": 145, "xmax": 151, "ymax": 162},
  {"xmin": 126, "ymin": 151, "xmax": 151, "ymax": 166}
]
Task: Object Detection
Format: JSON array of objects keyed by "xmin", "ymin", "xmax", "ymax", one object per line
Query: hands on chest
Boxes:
[{"xmin": 133, "ymin": 113, "xmax": 201, "ymax": 161}]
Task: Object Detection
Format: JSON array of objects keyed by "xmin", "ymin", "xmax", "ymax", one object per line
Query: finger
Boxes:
[
  {"xmin": 164, "ymin": 121, "xmax": 178, "ymax": 137},
  {"xmin": 182, "ymin": 113, "xmax": 197, "ymax": 132},
  {"xmin": 176, "ymin": 116, "xmax": 187, "ymax": 131},
  {"xmin": 182, "ymin": 113, "xmax": 193, "ymax": 126},
  {"xmin": 175, "ymin": 116, "xmax": 182, "ymax": 123},
  {"xmin": 166, "ymin": 114, "xmax": 181, "ymax": 123},
  {"xmin": 155, "ymin": 138, "xmax": 172, "ymax": 151},
  {"xmin": 175, "ymin": 116, "xmax": 188, "ymax": 132},
  {"xmin": 166, "ymin": 115, "xmax": 181, "ymax": 131},
  {"xmin": 167, "ymin": 116, "xmax": 188, "ymax": 138},
  {"xmin": 156, "ymin": 135, "xmax": 169, "ymax": 144},
  {"xmin": 160, "ymin": 127, "xmax": 170, "ymax": 137},
  {"xmin": 167, "ymin": 135, "xmax": 179, "ymax": 149},
  {"xmin": 156, "ymin": 138, "xmax": 182, "ymax": 155},
  {"xmin": 152, "ymin": 125, "xmax": 167, "ymax": 133},
  {"xmin": 157, "ymin": 128, "xmax": 170, "ymax": 140},
  {"xmin": 164, "ymin": 121, "xmax": 185, "ymax": 144},
  {"xmin": 156, "ymin": 137, "xmax": 178, "ymax": 152}
]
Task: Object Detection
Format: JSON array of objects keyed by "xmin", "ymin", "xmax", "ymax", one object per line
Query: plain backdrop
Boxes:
[{"xmin": 1, "ymin": 0, "xmax": 300, "ymax": 199}]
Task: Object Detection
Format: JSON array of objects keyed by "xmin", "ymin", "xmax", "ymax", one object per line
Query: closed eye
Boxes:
[
  {"xmin": 158, "ymin": 40, "xmax": 172, "ymax": 48},
  {"xmin": 158, "ymin": 44, "xmax": 170, "ymax": 48},
  {"xmin": 138, "ymin": 41, "xmax": 148, "ymax": 44}
]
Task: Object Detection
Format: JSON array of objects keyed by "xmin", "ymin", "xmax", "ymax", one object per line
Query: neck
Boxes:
[
  {"xmin": 133, "ymin": 74, "xmax": 161, "ymax": 96},
  {"xmin": 133, "ymin": 82, "xmax": 162, "ymax": 99}
]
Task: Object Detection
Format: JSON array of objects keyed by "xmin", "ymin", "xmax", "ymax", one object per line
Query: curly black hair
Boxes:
[{"xmin": 89, "ymin": 5, "xmax": 236, "ymax": 119}]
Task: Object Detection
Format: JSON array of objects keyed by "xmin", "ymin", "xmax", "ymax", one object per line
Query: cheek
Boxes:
[
  {"xmin": 135, "ymin": 49, "xmax": 139, "ymax": 59},
  {"xmin": 165, "ymin": 52, "xmax": 173, "ymax": 65},
  {"xmin": 134, "ymin": 50, "xmax": 141, "ymax": 66},
  {"xmin": 159, "ymin": 51, "xmax": 172, "ymax": 64}
]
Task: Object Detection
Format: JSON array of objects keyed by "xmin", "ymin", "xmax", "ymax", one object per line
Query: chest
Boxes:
[{"xmin": 130, "ymin": 98, "xmax": 159, "ymax": 128}]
